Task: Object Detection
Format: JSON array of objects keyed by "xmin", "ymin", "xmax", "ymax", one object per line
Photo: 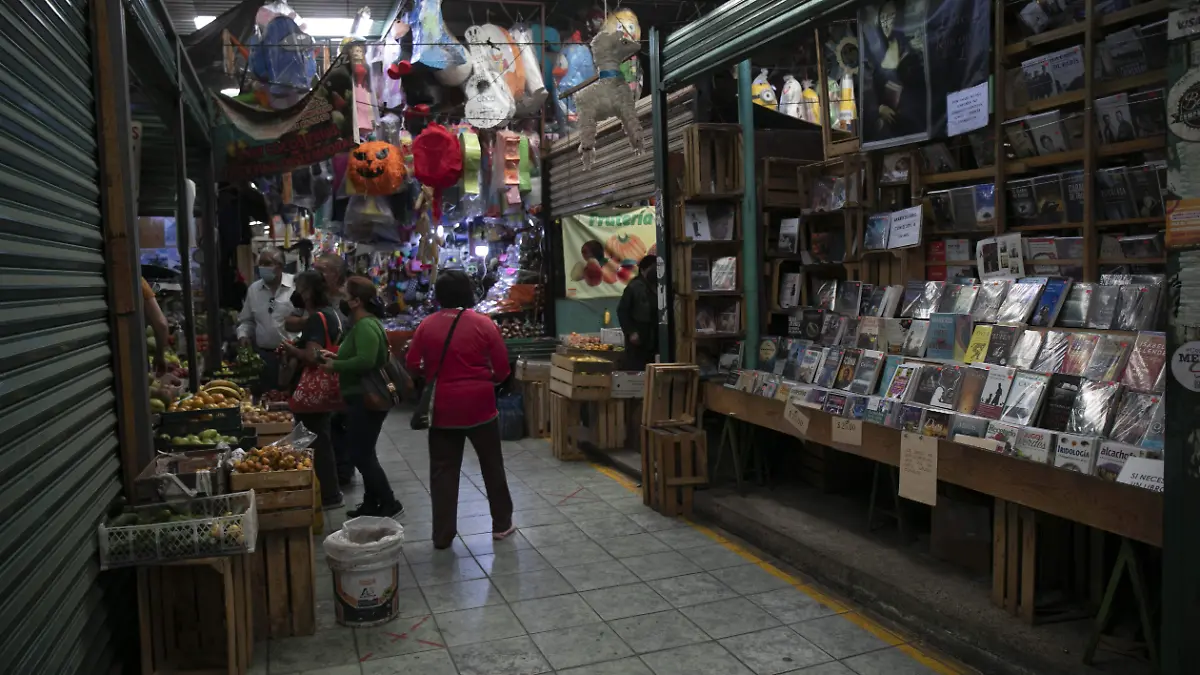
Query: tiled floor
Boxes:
[{"xmin": 256, "ymin": 414, "xmax": 965, "ymax": 675}]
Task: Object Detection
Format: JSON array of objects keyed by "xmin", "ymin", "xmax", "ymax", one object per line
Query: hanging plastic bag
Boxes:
[
  {"xmin": 778, "ymin": 75, "xmax": 804, "ymax": 119},
  {"xmin": 409, "ymin": 3, "xmax": 470, "ymax": 86}
]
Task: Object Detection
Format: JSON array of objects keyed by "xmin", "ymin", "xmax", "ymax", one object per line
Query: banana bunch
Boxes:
[{"xmin": 202, "ymin": 380, "xmax": 245, "ymax": 401}]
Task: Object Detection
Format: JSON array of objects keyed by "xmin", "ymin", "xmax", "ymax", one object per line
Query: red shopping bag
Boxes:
[{"xmin": 289, "ymin": 312, "xmax": 344, "ymax": 413}]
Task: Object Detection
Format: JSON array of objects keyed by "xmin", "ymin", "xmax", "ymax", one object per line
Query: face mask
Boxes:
[
  {"xmin": 258, "ymin": 267, "xmax": 277, "ymax": 283},
  {"xmin": 290, "ymin": 290, "xmax": 305, "ymax": 310}
]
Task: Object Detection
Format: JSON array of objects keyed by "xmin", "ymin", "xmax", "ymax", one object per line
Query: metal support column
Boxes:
[
  {"xmin": 650, "ymin": 27, "xmax": 674, "ymax": 361},
  {"xmin": 175, "ymin": 45, "xmax": 199, "ymax": 392},
  {"xmin": 202, "ymin": 158, "xmax": 221, "ymax": 369},
  {"xmin": 737, "ymin": 59, "xmax": 760, "ymax": 368}
]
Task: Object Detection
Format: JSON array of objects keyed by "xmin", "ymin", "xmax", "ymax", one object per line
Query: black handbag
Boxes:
[{"xmin": 408, "ymin": 310, "xmax": 465, "ymax": 430}]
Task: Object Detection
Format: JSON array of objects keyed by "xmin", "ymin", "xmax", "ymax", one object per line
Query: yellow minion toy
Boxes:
[{"xmin": 750, "ymin": 68, "xmax": 777, "ymax": 109}]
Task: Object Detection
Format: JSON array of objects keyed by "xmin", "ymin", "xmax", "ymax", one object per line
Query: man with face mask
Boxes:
[
  {"xmin": 237, "ymin": 247, "xmax": 296, "ymax": 392},
  {"xmin": 286, "ymin": 253, "xmax": 349, "ymax": 332},
  {"xmin": 617, "ymin": 254, "xmax": 659, "ymax": 370}
]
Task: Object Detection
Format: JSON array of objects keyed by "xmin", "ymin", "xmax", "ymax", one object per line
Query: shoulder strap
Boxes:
[
  {"xmin": 316, "ymin": 311, "xmax": 339, "ymax": 351},
  {"xmin": 429, "ymin": 310, "xmax": 466, "ymax": 383}
]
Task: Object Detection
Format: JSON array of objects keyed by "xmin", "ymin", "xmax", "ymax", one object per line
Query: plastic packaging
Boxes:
[
  {"xmin": 409, "ymin": 3, "xmax": 470, "ymax": 86},
  {"xmin": 1067, "ymin": 380, "xmax": 1121, "ymax": 436}
]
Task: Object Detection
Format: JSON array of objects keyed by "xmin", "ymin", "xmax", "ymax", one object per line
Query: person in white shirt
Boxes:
[{"xmin": 237, "ymin": 247, "xmax": 296, "ymax": 392}]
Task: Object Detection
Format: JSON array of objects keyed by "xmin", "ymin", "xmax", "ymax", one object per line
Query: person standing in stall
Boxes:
[
  {"xmin": 237, "ymin": 247, "xmax": 295, "ymax": 393},
  {"xmin": 617, "ymin": 254, "xmax": 659, "ymax": 370},
  {"xmin": 405, "ymin": 270, "xmax": 515, "ymax": 549}
]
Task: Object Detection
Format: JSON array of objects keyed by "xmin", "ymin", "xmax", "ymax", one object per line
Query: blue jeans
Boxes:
[{"xmin": 344, "ymin": 395, "xmax": 394, "ymax": 507}]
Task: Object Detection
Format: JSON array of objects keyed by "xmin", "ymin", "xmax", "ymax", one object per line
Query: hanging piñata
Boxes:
[{"xmin": 574, "ymin": 30, "xmax": 642, "ymax": 169}]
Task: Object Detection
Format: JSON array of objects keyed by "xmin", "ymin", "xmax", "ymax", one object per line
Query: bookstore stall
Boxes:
[{"xmin": 647, "ymin": 0, "xmax": 1175, "ymax": 671}]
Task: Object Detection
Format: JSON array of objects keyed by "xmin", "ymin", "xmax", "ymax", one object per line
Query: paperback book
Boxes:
[
  {"xmin": 977, "ymin": 366, "xmax": 1016, "ymax": 419},
  {"xmin": 815, "ymin": 280, "xmax": 838, "ymax": 310},
  {"xmin": 901, "ymin": 281, "xmax": 946, "ymax": 320},
  {"xmin": 985, "ymin": 421, "xmax": 1022, "ymax": 452},
  {"xmin": 1032, "ymin": 331, "xmax": 1071, "ymax": 373},
  {"xmin": 985, "ymin": 324, "xmax": 1023, "ymax": 366},
  {"xmin": 1096, "ymin": 441, "xmax": 1146, "ymax": 481},
  {"xmin": 877, "ymin": 355, "xmax": 904, "ymax": 397},
  {"xmin": 796, "ymin": 347, "xmax": 826, "ymax": 384},
  {"xmin": 865, "ymin": 213, "xmax": 891, "ymax": 250},
  {"xmin": 1039, "ymin": 374, "xmax": 1082, "ymax": 431},
  {"xmin": 1062, "ymin": 333, "xmax": 1100, "ymax": 376},
  {"xmin": 1109, "ymin": 390, "xmax": 1161, "ymax": 446},
  {"xmin": 778, "ymin": 217, "xmax": 801, "ymax": 254},
  {"xmin": 901, "ymin": 320, "xmax": 931, "ymax": 357},
  {"xmin": 819, "ymin": 313, "xmax": 845, "ymax": 346},
  {"xmin": 973, "ymin": 280, "xmax": 1012, "ymax": 323},
  {"xmin": 758, "ymin": 337, "xmax": 784, "ymax": 375},
  {"xmin": 691, "ymin": 256, "xmax": 712, "ymax": 292},
  {"xmin": 1096, "ymin": 167, "xmax": 1136, "ymax": 219},
  {"xmin": 839, "ymin": 317, "xmax": 861, "ymax": 348},
  {"xmin": 1086, "ymin": 286, "xmax": 1120, "ymax": 329},
  {"xmin": 1083, "ymin": 335, "xmax": 1132, "ymax": 382},
  {"xmin": 910, "ymin": 366, "xmax": 944, "ymax": 406},
  {"xmin": 898, "ymin": 404, "xmax": 926, "ymax": 433},
  {"xmin": 965, "ymin": 325, "xmax": 993, "ymax": 363},
  {"xmin": 1014, "ymin": 427, "xmax": 1055, "ymax": 463},
  {"xmin": 1067, "ymin": 380, "xmax": 1122, "ymax": 436},
  {"xmin": 1122, "ymin": 331, "xmax": 1166, "ymax": 392},
  {"xmin": 1001, "ymin": 371, "xmax": 1051, "ymax": 426},
  {"xmin": 922, "ymin": 410, "xmax": 953, "ymax": 438},
  {"xmin": 951, "ymin": 414, "xmax": 990, "ymax": 439},
  {"xmin": 957, "ymin": 366, "xmax": 990, "ymax": 415},
  {"xmin": 1030, "ymin": 278, "xmax": 1072, "ymax": 327},
  {"xmin": 823, "ymin": 393, "xmax": 849, "ymax": 417},
  {"xmin": 1114, "ymin": 284, "xmax": 1161, "ymax": 331},
  {"xmin": 710, "ymin": 257, "xmax": 738, "ymax": 290},
  {"xmin": 930, "ymin": 365, "xmax": 965, "ymax": 410},
  {"xmin": 996, "ymin": 279, "xmax": 1045, "ymax": 324},
  {"xmin": 1009, "ymin": 329, "xmax": 1044, "ymax": 370},
  {"xmin": 1031, "ymin": 173, "xmax": 1066, "ymax": 225},
  {"xmin": 837, "ymin": 281, "xmax": 864, "ymax": 316},
  {"xmin": 849, "ymin": 350, "xmax": 886, "ymax": 395},
  {"xmin": 885, "ymin": 363, "xmax": 922, "ymax": 401},
  {"xmin": 884, "ymin": 318, "xmax": 912, "ymax": 355},
  {"xmin": 952, "ymin": 314, "xmax": 974, "ymax": 361},
  {"xmin": 1057, "ymin": 283, "xmax": 1094, "ymax": 327},
  {"xmin": 815, "ymin": 346, "xmax": 845, "ymax": 388},
  {"xmin": 799, "ymin": 309, "xmax": 826, "ymax": 342},
  {"xmin": 927, "ymin": 313, "xmax": 958, "ymax": 360},
  {"xmin": 1054, "ymin": 433, "xmax": 1099, "ymax": 474},
  {"xmin": 779, "ymin": 273, "xmax": 802, "ymax": 309},
  {"xmin": 857, "ymin": 316, "xmax": 884, "ymax": 350},
  {"xmin": 833, "ymin": 348, "xmax": 862, "ymax": 391},
  {"xmin": 802, "ymin": 388, "xmax": 830, "ymax": 409},
  {"xmin": 1007, "ymin": 179, "xmax": 1039, "ymax": 222},
  {"xmin": 864, "ymin": 397, "xmax": 896, "ymax": 426}
]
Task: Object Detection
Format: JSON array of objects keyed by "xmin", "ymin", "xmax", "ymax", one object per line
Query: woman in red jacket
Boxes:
[{"xmin": 406, "ymin": 271, "xmax": 515, "ymax": 548}]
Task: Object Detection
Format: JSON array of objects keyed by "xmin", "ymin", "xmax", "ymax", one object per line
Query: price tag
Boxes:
[
  {"xmin": 899, "ymin": 432, "xmax": 938, "ymax": 505},
  {"xmin": 831, "ymin": 418, "xmax": 863, "ymax": 445},
  {"xmin": 783, "ymin": 399, "xmax": 811, "ymax": 436}
]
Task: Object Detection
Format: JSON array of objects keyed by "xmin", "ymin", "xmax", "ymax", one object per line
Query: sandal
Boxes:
[{"xmin": 492, "ymin": 525, "xmax": 517, "ymax": 541}]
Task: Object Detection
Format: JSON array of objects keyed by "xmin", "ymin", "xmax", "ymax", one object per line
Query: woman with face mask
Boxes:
[{"xmin": 319, "ymin": 276, "xmax": 404, "ymax": 518}]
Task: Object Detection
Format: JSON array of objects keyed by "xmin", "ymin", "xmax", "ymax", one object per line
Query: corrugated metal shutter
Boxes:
[
  {"xmin": 0, "ymin": 1, "xmax": 129, "ymax": 673},
  {"xmin": 547, "ymin": 86, "xmax": 696, "ymax": 217}
]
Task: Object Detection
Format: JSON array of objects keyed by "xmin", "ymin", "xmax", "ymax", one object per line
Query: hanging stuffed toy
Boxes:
[
  {"xmin": 412, "ymin": 123, "xmax": 462, "ymax": 218},
  {"xmin": 574, "ymin": 30, "xmax": 642, "ymax": 169},
  {"xmin": 750, "ymin": 69, "xmax": 777, "ymax": 109},
  {"xmin": 348, "ymin": 141, "xmax": 406, "ymax": 195},
  {"xmin": 800, "ymin": 78, "xmax": 822, "ymax": 125},
  {"xmin": 603, "ymin": 8, "xmax": 643, "ymax": 99},
  {"xmin": 509, "ymin": 23, "xmax": 548, "ymax": 115},
  {"xmin": 555, "ymin": 31, "xmax": 595, "ymax": 124},
  {"xmin": 778, "ymin": 75, "xmax": 803, "ymax": 119}
]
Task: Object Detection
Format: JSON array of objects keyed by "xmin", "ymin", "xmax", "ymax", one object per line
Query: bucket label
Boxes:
[{"xmin": 333, "ymin": 565, "xmax": 399, "ymax": 625}]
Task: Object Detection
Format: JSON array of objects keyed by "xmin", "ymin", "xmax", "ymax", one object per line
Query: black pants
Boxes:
[
  {"xmin": 293, "ymin": 412, "xmax": 340, "ymax": 504},
  {"xmin": 344, "ymin": 395, "xmax": 395, "ymax": 508},
  {"xmin": 330, "ymin": 412, "xmax": 355, "ymax": 482},
  {"xmin": 254, "ymin": 348, "xmax": 280, "ymax": 396},
  {"xmin": 429, "ymin": 418, "xmax": 513, "ymax": 547}
]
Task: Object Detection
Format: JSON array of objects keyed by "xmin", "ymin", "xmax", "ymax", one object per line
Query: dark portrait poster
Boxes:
[{"xmin": 858, "ymin": 0, "xmax": 990, "ymax": 149}]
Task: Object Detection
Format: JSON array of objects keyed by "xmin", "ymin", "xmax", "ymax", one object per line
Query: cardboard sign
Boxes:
[
  {"xmin": 783, "ymin": 399, "xmax": 811, "ymax": 435},
  {"xmin": 832, "ymin": 418, "xmax": 863, "ymax": 445},
  {"xmin": 899, "ymin": 432, "xmax": 938, "ymax": 505},
  {"xmin": 1117, "ymin": 457, "xmax": 1164, "ymax": 492}
]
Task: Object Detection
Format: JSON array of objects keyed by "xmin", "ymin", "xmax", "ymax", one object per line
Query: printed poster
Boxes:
[{"xmin": 562, "ymin": 206, "xmax": 658, "ymax": 299}]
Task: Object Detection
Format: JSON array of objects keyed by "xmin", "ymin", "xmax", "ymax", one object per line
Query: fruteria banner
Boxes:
[
  {"xmin": 562, "ymin": 205, "xmax": 657, "ymax": 299},
  {"xmin": 213, "ymin": 60, "xmax": 357, "ymax": 181}
]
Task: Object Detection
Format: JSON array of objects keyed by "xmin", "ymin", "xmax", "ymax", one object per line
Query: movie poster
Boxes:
[{"xmin": 858, "ymin": 0, "xmax": 990, "ymax": 149}]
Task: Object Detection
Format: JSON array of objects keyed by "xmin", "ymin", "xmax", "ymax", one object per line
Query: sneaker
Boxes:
[
  {"xmin": 378, "ymin": 500, "xmax": 405, "ymax": 519},
  {"xmin": 346, "ymin": 501, "xmax": 375, "ymax": 518},
  {"xmin": 492, "ymin": 525, "xmax": 516, "ymax": 541}
]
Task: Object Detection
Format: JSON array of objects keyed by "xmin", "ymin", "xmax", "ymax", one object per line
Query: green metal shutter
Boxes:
[{"xmin": 0, "ymin": 1, "xmax": 130, "ymax": 673}]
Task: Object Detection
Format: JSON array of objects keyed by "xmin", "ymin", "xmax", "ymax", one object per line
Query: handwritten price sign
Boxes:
[
  {"xmin": 831, "ymin": 418, "xmax": 863, "ymax": 445},
  {"xmin": 899, "ymin": 432, "xmax": 938, "ymax": 506},
  {"xmin": 783, "ymin": 399, "xmax": 811, "ymax": 435}
]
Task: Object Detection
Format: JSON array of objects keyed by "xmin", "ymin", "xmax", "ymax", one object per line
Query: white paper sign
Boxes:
[
  {"xmin": 1170, "ymin": 341, "xmax": 1200, "ymax": 392},
  {"xmin": 783, "ymin": 399, "xmax": 811, "ymax": 436},
  {"xmin": 899, "ymin": 432, "xmax": 939, "ymax": 505},
  {"xmin": 831, "ymin": 418, "xmax": 863, "ymax": 445},
  {"xmin": 947, "ymin": 81, "xmax": 989, "ymax": 137},
  {"xmin": 1117, "ymin": 457, "xmax": 1165, "ymax": 492},
  {"xmin": 887, "ymin": 206, "xmax": 923, "ymax": 249}
]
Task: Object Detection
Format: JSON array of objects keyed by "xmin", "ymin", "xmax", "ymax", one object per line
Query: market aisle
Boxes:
[{"xmin": 257, "ymin": 413, "xmax": 973, "ymax": 675}]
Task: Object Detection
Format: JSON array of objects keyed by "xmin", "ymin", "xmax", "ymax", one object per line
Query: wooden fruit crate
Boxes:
[
  {"xmin": 642, "ymin": 364, "xmax": 701, "ymax": 427},
  {"xmin": 247, "ymin": 526, "xmax": 316, "ymax": 639},
  {"xmin": 523, "ymin": 381, "xmax": 551, "ymax": 438},
  {"xmin": 516, "ymin": 358, "xmax": 552, "ymax": 382},
  {"xmin": 592, "ymin": 400, "xmax": 627, "ymax": 450},
  {"xmin": 682, "ymin": 124, "xmax": 744, "ymax": 198},
  {"xmin": 550, "ymin": 393, "xmax": 586, "ymax": 461},
  {"xmin": 138, "ymin": 555, "xmax": 253, "ymax": 675},
  {"xmin": 550, "ymin": 353, "xmax": 615, "ymax": 373},
  {"xmin": 550, "ymin": 366, "xmax": 613, "ymax": 401},
  {"xmin": 230, "ymin": 469, "xmax": 314, "ymax": 531},
  {"xmin": 641, "ymin": 424, "xmax": 708, "ymax": 517}
]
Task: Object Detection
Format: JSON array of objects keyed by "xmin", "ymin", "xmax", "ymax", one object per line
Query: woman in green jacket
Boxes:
[{"xmin": 320, "ymin": 276, "xmax": 403, "ymax": 518}]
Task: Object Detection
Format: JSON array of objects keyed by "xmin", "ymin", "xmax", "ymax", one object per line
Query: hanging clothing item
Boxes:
[{"xmin": 412, "ymin": 123, "xmax": 462, "ymax": 218}]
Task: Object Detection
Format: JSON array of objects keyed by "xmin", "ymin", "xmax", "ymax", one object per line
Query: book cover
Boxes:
[
  {"xmin": 799, "ymin": 309, "xmax": 826, "ymax": 342},
  {"xmin": 1014, "ymin": 428, "xmax": 1056, "ymax": 463},
  {"xmin": 823, "ymin": 393, "xmax": 849, "ymax": 417},
  {"xmin": 1129, "ymin": 89, "xmax": 1167, "ymax": 139},
  {"xmin": 881, "ymin": 285, "xmax": 905, "ymax": 318},
  {"xmin": 1005, "ymin": 120, "xmax": 1039, "ymax": 159},
  {"xmin": 884, "ymin": 318, "xmax": 912, "ymax": 355},
  {"xmin": 1096, "ymin": 167, "xmax": 1137, "ymax": 220},
  {"xmin": 859, "ymin": 284, "xmax": 876, "ymax": 316},
  {"xmin": 809, "ymin": 229, "xmax": 847, "ymax": 263},
  {"xmin": 877, "ymin": 355, "xmax": 904, "ymax": 397},
  {"xmin": 815, "ymin": 280, "xmax": 838, "ymax": 310},
  {"xmin": 1039, "ymin": 374, "xmax": 1082, "ymax": 431},
  {"xmin": 778, "ymin": 217, "xmax": 801, "ymax": 254},
  {"xmin": 1114, "ymin": 283, "xmax": 1161, "ymax": 331},
  {"xmin": 952, "ymin": 314, "xmax": 974, "ymax": 361},
  {"xmin": 899, "ymin": 280, "xmax": 926, "ymax": 318},
  {"xmin": 1067, "ymin": 380, "xmax": 1121, "ymax": 435},
  {"xmin": 865, "ymin": 213, "xmax": 891, "ymax": 251},
  {"xmin": 863, "ymin": 286, "xmax": 890, "ymax": 317},
  {"xmin": 1087, "ymin": 286, "xmax": 1121, "ymax": 329},
  {"xmin": 1083, "ymin": 335, "xmax": 1133, "ymax": 382},
  {"xmin": 1110, "ymin": 390, "xmax": 1160, "ymax": 446},
  {"xmin": 1104, "ymin": 26, "xmax": 1147, "ymax": 78},
  {"xmin": 1063, "ymin": 169, "xmax": 1085, "ymax": 223},
  {"xmin": 695, "ymin": 306, "xmax": 717, "ymax": 334},
  {"xmin": 951, "ymin": 414, "xmax": 991, "ymax": 439},
  {"xmin": 802, "ymin": 388, "xmax": 829, "ymax": 409},
  {"xmin": 898, "ymin": 404, "xmax": 925, "ymax": 433},
  {"xmin": 1022, "ymin": 53, "xmax": 1056, "ymax": 100},
  {"xmin": 1140, "ymin": 396, "xmax": 1165, "ymax": 451},
  {"xmin": 1007, "ymin": 179, "xmax": 1039, "ymax": 223},
  {"xmin": 685, "ymin": 205, "xmax": 711, "ymax": 240},
  {"xmin": 956, "ymin": 366, "xmax": 990, "ymax": 415},
  {"xmin": 965, "ymin": 325, "xmax": 993, "ymax": 364},
  {"xmin": 716, "ymin": 303, "xmax": 741, "ymax": 333},
  {"xmin": 927, "ymin": 313, "xmax": 958, "ymax": 360},
  {"xmin": 910, "ymin": 365, "xmax": 943, "ymax": 406},
  {"xmin": 1062, "ymin": 114, "xmax": 1087, "ymax": 150},
  {"xmin": 1061, "ymin": 333, "xmax": 1100, "ymax": 376},
  {"xmin": 928, "ymin": 191, "xmax": 956, "ymax": 229},
  {"xmin": 930, "ymin": 365, "xmax": 965, "ymax": 410},
  {"xmin": 977, "ymin": 366, "xmax": 1016, "ymax": 419},
  {"xmin": 709, "ymin": 203, "xmax": 736, "ymax": 240},
  {"xmin": 1057, "ymin": 283, "xmax": 1094, "ymax": 327},
  {"xmin": 796, "ymin": 347, "xmax": 826, "ymax": 383},
  {"xmin": 1054, "ymin": 433, "xmax": 1099, "ymax": 473},
  {"xmin": 936, "ymin": 283, "xmax": 962, "ymax": 314},
  {"xmin": 1126, "ymin": 165, "xmax": 1164, "ymax": 218},
  {"xmin": 857, "ymin": 316, "xmax": 884, "ymax": 350},
  {"xmin": 902, "ymin": 320, "xmax": 931, "ymax": 357},
  {"xmin": 1026, "ymin": 111, "xmax": 1067, "ymax": 156},
  {"xmin": 886, "ymin": 364, "xmax": 922, "ymax": 401},
  {"xmin": 921, "ymin": 143, "xmax": 959, "ymax": 173},
  {"xmin": 985, "ymin": 324, "xmax": 1022, "ymax": 366},
  {"xmin": 996, "ymin": 280, "xmax": 1044, "ymax": 324},
  {"xmin": 1097, "ymin": 441, "xmax": 1147, "ymax": 481},
  {"xmin": 864, "ymin": 397, "xmax": 895, "ymax": 426},
  {"xmin": 953, "ymin": 285, "xmax": 980, "ymax": 316},
  {"xmin": 1030, "ymin": 278, "xmax": 1072, "ymax": 327},
  {"xmin": 909, "ymin": 282, "xmax": 947, "ymax": 320},
  {"xmin": 833, "ymin": 348, "xmax": 862, "ymax": 390},
  {"xmin": 973, "ymin": 280, "xmax": 1012, "ymax": 323},
  {"xmin": 818, "ymin": 313, "xmax": 844, "ymax": 346},
  {"xmin": 781, "ymin": 339, "xmax": 810, "ymax": 380},
  {"xmin": 1118, "ymin": 233, "xmax": 1166, "ymax": 259},
  {"xmin": 1032, "ymin": 331, "xmax": 1071, "ymax": 373},
  {"xmin": 1048, "ymin": 45, "xmax": 1085, "ymax": 94},
  {"xmin": 711, "ymin": 257, "xmax": 738, "ymax": 291},
  {"xmin": 985, "ymin": 421, "xmax": 1022, "ymax": 452},
  {"xmin": 1122, "ymin": 331, "xmax": 1166, "ymax": 392},
  {"xmin": 758, "ymin": 337, "xmax": 785, "ymax": 375},
  {"xmin": 1009, "ymin": 330, "xmax": 1044, "ymax": 369},
  {"xmin": 1025, "ymin": 236, "xmax": 1061, "ymax": 276},
  {"xmin": 950, "ymin": 187, "xmax": 979, "ymax": 230},
  {"xmin": 690, "ymin": 256, "xmax": 711, "ymax": 292},
  {"xmin": 838, "ymin": 317, "xmax": 861, "ymax": 348},
  {"xmin": 1095, "ymin": 93, "xmax": 1136, "ymax": 144},
  {"xmin": 922, "ymin": 410, "xmax": 953, "ymax": 438},
  {"xmin": 1001, "ymin": 371, "xmax": 1051, "ymax": 426},
  {"xmin": 848, "ymin": 395, "xmax": 870, "ymax": 420},
  {"xmin": 975, "ymin": 184, "xmax": 997, "ymax": 229},
  {"xmin": 815, "ymin": 346, "xmax": 845, "ymax": 388},
  {"xmin": 837, "ymin": 281, "xmax": 864, "ymax": 316},
  {"xmin": 849, "ymin": 350, "xmax": 885, "ymax": 395}
]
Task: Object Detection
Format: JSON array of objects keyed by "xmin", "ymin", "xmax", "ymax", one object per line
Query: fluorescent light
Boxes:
[
  {"xmin": 194, "ymin": 16, "xmax": 215, "ymax": 30},
  {"xmin": 302, "ymin": 17, "xmax": 354, "ymax": 37},
  {"xmin": 474, "ymin": 244, "xmax": 489, "ymax": 257},
  {"xmin": 436, "ymin": 225, "xmax": 444, "ymax": 238},
  {"xmin": 220, "ymin": 88, "xmax": 239, "ymax": 97}
]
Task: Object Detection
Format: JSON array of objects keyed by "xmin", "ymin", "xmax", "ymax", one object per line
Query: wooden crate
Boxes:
[
  {"xmin": 230, "ymin": 469, "xmax": 315, "ymax": 531},
  {"xmin": 137, "ymin": 555, "xmax": 253, "ymax": 675},
  {"xmin": 523, "ymin": 381, "xmax": 551, "ymax": 438},
  {"xmin": 550, "ymin": 366, "xmax": 613, "ymax": 401},
  {"xmin": 247, "ymin": 526, "xmax": 316, "ymax": 639},
  {"xmin": 515, "ymin": 358, "xmax": 552, "ymax": 382},
  {"xmin": 550, "ymin": 353, "xmax": 615, "ymax": 373},
  {"xmin": 641, "ymin": 425, "xmax": 709, "ymax": 517},
  {"xmin": 682, "ymin": 124, "xmax": 744, "ymax": 198},
  {"xmin": 551, "ymin": 393, "xmax": 586, "ymax": 461},
  {"xmin": 591, "ymin": 400, "xmax": 627, "ymax": 450},
  {"xmin": 642, "ymin": 364, "xmax": 700, "ymax": 427}
]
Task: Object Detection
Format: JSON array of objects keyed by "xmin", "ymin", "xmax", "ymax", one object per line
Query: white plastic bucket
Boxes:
[{"xmin": 323, "ymin": 516, "xmax": 405, "ymax": 627}]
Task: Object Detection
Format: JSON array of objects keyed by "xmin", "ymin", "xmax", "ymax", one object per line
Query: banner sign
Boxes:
[
  {"xmin": 562, "ymin": 206, "xmax": 657, "ymax": 300},
  {"xmin": 214, "ymin": 61, "xmax": 357, "ymax": 181}
]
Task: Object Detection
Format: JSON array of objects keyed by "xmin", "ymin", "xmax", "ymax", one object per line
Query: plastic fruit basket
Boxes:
[{"xmin": 98, "ymin": 490, "xmax": 258, "ymax": 569}]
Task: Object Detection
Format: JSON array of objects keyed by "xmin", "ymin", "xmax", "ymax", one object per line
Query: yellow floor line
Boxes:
[{"xmin": 585, "ymin": 460, "xmax": 972, "ymax": 675}]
